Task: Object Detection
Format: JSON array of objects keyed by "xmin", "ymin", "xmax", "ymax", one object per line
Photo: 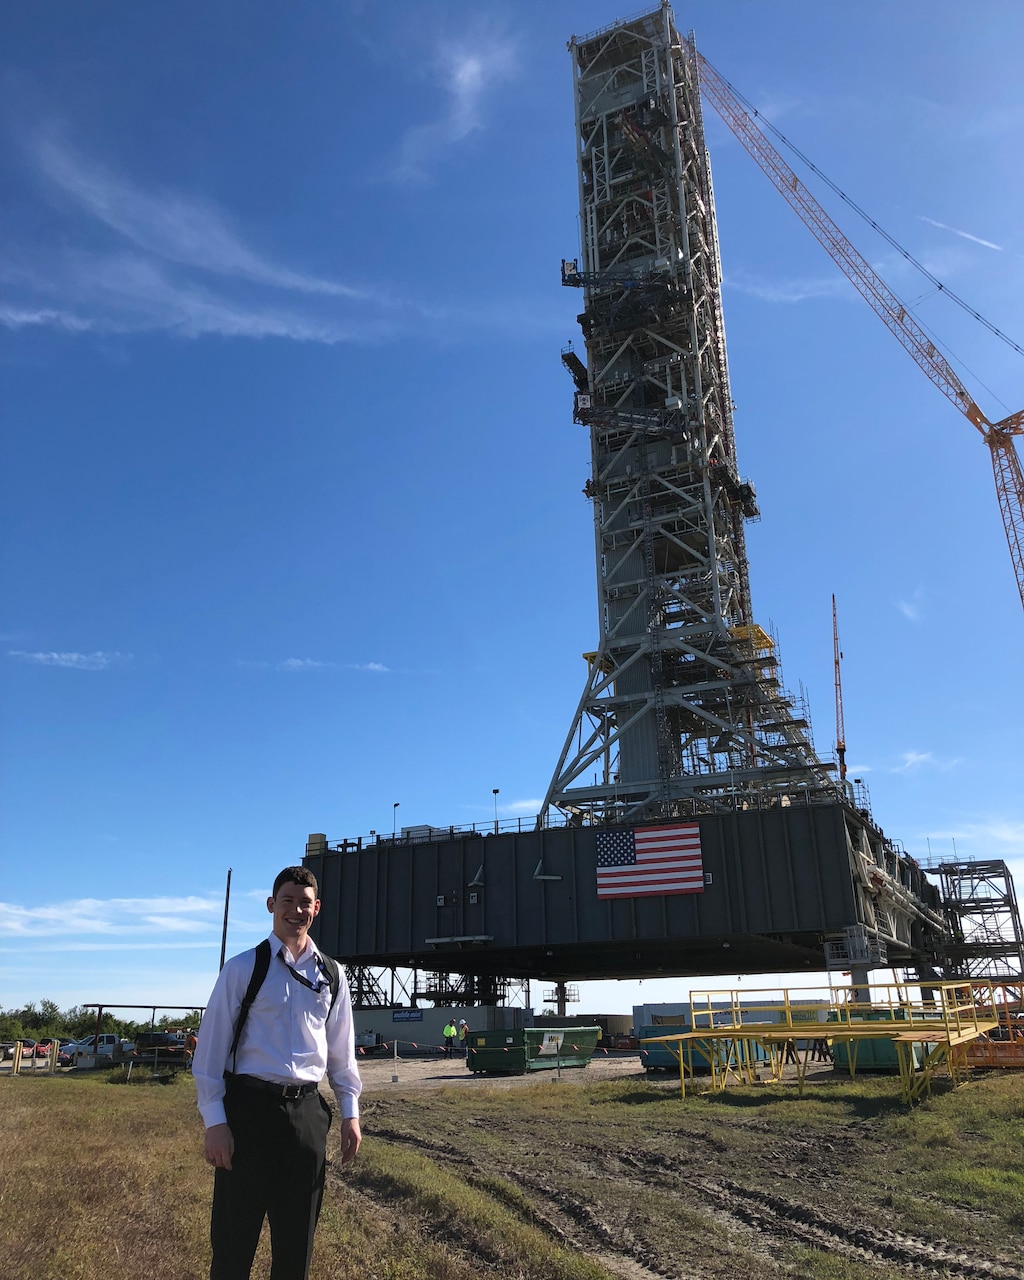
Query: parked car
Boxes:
[{"xmin": 0, "ymin": 1042, "xmax": 16, "ymax": 1060}]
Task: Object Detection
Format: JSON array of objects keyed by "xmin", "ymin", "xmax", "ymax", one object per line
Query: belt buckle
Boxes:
[{"xmin": 282, "ymin": 1083, "xmax": 303, "ymax": 1100}]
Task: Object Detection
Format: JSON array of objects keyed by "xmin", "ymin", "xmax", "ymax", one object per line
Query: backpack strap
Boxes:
[
  {"xmin": 319, "ymin": 952, "xmax": 341, "ymax": 1020},
  {"xmin": 229, "ymin": 939, "xmax": 272, "ymax": 1072}
]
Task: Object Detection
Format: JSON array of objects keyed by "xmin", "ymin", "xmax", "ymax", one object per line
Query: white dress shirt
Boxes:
[{"xmin": 194, "ymin": 932, "xmax": 362, "ymax": 1129}]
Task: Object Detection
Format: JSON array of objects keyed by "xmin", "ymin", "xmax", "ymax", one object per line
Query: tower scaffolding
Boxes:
[
  {"xmin": 541, "ymin": 4, "xmax": 836, "ymax": 826},
  {"xmin": 937, "ymin": 860, "xmax": 1024, "ymax": 981}
]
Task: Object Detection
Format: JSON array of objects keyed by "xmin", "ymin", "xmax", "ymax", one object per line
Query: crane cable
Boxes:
[{"xmin": 710, "ymin": 64, "xmax": 1024, "ymax": 364}]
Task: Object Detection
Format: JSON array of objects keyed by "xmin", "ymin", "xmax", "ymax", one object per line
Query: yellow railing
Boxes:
[{"xmin": 643, "ymin": 981, "xmax": 1001, "ymax": 1104}]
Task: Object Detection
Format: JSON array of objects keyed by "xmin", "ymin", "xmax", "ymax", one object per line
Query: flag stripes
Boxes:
[{"xmin": 595, "ymin": 823, "xmax": 704, "ymax": 899}]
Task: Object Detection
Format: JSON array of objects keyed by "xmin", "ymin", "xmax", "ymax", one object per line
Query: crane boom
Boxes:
[
  {"xmin": 688, "ymin": 38, "xmax": 1024, "ymax": 612},
  {"xmin": 992, "ymin": 432, "xmax": 1024, "ymax": 599}
]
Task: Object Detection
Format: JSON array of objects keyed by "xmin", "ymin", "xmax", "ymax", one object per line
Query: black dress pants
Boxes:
[{"xmin": 211, "ymin": 1081, "xmax": 333, "ymax": 1280}]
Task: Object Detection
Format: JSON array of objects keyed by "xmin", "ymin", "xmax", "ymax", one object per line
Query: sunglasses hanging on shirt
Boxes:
[{"xmin": 277, "ymin": 950, "xmax": 331, "ymax": 994}]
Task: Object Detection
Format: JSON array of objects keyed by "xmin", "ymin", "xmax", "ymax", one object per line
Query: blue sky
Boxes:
[{"xmin": 3, "ymin": 1, "xmax": 1023, "ymax": 1018}]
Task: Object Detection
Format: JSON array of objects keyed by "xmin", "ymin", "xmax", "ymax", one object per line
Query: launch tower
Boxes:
[{"xmin": 542, "ymin": 4, "xmax": 835, "ymax": 825}]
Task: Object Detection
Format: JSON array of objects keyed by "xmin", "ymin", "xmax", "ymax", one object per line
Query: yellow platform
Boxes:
[{"xmin": 642, "ymin": 981, "xmax": 1000, "ymax": 1105}]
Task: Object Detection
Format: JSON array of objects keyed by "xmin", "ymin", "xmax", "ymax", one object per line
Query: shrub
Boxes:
[{"xmin": 108, "ymin": 1064, "xmax": 153, "ymax": 1085}]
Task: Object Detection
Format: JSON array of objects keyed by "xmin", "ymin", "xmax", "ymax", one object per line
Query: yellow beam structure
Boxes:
[{"xmin": 641, "ymin": 981, "xmax": 1000, "ymax": 1105}]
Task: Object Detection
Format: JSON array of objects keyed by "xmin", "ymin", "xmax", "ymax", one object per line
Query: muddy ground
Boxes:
[{"xmin": 340, "ymin": 1051, "xmax": 1024, "ymax": 1280}]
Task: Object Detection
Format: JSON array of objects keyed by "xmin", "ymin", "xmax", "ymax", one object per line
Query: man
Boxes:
[
  {"xmin": 458, "ymin": 1020, "xmax": 469, "ymax": 1055},
  {"xmin": 442, "ymin": 1018, "xmax": 456, "ymax": 1056},
  {"xmin": 193, "ymin": 866, "xmax": 362, "ymax": 1280}
]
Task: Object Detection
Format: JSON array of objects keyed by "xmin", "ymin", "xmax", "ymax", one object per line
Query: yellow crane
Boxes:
[{"xmin": 688, "ymin": 40, "xmax": 1024, "ymax": 613}]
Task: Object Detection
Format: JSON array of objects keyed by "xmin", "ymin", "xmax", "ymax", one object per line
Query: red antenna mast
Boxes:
[{"xmin": 832, "ymin": 594, "xmax": 847, "ymax": 783}]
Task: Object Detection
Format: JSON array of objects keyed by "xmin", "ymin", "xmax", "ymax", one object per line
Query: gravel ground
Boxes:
[{"xmin": 356, "ymin": 1050, "xmax": 839, "ymax": 1094}]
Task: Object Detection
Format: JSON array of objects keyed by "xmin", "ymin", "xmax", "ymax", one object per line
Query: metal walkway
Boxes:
[{"xmin": 642, "ymin": 981, "xmax": 999, "ymax": 1104}]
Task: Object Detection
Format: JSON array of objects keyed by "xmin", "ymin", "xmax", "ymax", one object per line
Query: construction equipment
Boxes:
[{"xmin": 688, "ymin": 40, "xmax": 1024, "ymax": 614}]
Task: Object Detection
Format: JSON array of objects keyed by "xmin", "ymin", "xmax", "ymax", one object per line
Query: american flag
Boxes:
[{"xmin": 595, "ymin": 823, "xmax": 704, "ymax": 899}]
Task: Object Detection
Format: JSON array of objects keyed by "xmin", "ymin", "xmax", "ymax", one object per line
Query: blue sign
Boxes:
[{"xmin": 392, "ymin": 1010, "xmax": 423, "ymax": 1022}]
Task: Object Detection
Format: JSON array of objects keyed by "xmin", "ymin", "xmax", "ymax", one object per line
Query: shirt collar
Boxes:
[{"xmin": 268, "ymin": 930, "xmax": 321, "ymax": 967}]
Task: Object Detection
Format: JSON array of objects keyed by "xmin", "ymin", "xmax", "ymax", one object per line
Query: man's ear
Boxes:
[
  {"xmin": 311, "ymin": 899, "xmax": 321, "ymax": 918},
  {"xmin": 266, "ymin": 896, "xmax": 275, "ymax": 913}
]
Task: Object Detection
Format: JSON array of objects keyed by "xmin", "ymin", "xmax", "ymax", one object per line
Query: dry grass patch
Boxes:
[
  {"xmin": 0, "ymin": 1073, "xmax": 208, "ymax": 1280},
  {"xmin": 0, "ymin": 1074, "xmax": 617, "ymax": 1280}
]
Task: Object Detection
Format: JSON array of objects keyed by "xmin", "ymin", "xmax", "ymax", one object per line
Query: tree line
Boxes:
[{"xmin": 0, "ymin": 1000, "xmax": 204, "ymax": 1042}]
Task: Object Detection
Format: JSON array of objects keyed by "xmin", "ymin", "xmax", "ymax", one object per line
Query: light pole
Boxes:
[
  {"xmin": 219, "ymin": 868, "xmax": 232, "ymax": 972},
  {"xmin": 393, "ymin": 802, "xmax": 400, "ymax": 839},
  {"xmin": 492, "ymin": 788, "xmax": 500, "ymax": 834}
]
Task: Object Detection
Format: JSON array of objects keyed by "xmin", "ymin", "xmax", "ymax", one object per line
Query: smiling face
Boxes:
[{"xmin": 267, "ymin": 880, "xmax": 320, "ymax": 952}]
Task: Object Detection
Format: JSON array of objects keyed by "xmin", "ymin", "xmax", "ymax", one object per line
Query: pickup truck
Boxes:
[{"xmin": 69, "ymin": 1034, "xmax": 124, "ymax": 1060}]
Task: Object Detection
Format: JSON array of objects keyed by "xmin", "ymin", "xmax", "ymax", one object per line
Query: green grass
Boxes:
[{"xmin": 4, "ymin": 1066, "xmax": 1024, "ymax": 1279}]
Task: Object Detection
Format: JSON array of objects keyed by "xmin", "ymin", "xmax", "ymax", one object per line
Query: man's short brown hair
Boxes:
[{"xmin": 272, "ymin": 866, "xmax": 319, "ymax": 897}]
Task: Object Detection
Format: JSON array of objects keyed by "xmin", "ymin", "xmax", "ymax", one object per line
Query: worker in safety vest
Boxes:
[{"xmin": 442, "ymin": 1019, "xmax": 457, "ymax": 1056}]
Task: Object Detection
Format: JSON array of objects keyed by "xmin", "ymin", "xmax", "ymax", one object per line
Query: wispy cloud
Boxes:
[
  {"xmin": 277, "ymin": 657, "xmax": 390, "ymax": 673},
  {"xmin": 391, "ymin": 31, "xmax": 517, "ymax": 184},
  {"xmin": 0, "ymin": 894, "xmax": 221, "ymax": 937},
  {"xmin": 3, "ymin": 130, "xmax": 414, "ymax": 343},
  {"xmin": 922, "ymin": 819, "xmax": 1024, "ymax": 854},
  {"xmin": 500, "ymin": 797, "xmax": 543, "ymax": 816},
  {"xmin": 892, "ymin": 750, "xmax": 934, "ymax": 772},
  {"xmin": 897, "ymin": 587, "xmax": 925, "ymax": 622},
  {"xmin": 3, "ymin": 250, "xmax": 376, "ymax": 343},
  {"xmin": 239, "ymin": 657, "xmax": 392, "ymax": 673},
  {"xmin": 0, "ymin": 939, "xmax": 218, "ymax": 955},
  {"xmin": 918, "ymin": 215, "xmax": 1002, "ymax": 252},
  {"xmin": 7, "ymin": 81, "xmax": 559, "ymax": 346},
  {"xmin": 34, "ymin": 133, "xmax": 368, "ymax": 298},
  {"xmin": 889, "ymin": 750, "xmax": 961, "ymax": 774},
  {"xmin": 8, "ymin": 649, "xmax": 130, "ymax": 670},
  {"xmin": 0, "ymin": 304, "xmax": 95, "ymax": 333}
]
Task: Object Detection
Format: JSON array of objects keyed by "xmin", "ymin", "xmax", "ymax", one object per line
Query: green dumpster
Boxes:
[{"xmin": 467, "ymin": 1026, "xmax": 600, "ymax": 1075}]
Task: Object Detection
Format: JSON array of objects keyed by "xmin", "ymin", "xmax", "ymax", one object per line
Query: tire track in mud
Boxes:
[
  {"xmin": 364, "ymin": 1123, "xmax": 1024, "ymax": 1280},
  {"xmin": 508, "ymin": 1165, "xmax": 677, "ymax": 1280},
  {"xmin": 694, "ymin": 1175, "xmax": 1023, "ymax": 1279},
  {"xmin": 617, "ymin": 1148, "xmax": 1023, "ymax": 1279},
  {"xmin": 367, "ymin": 1126, "xmax": 676, "ymax": 1280}
]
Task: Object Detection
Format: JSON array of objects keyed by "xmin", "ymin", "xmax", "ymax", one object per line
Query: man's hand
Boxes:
[
  {"xmin": 339, "ymin": 1117, "xmax": 361, "ymax": 1165},
  {"xmin": 204, "ymin": 1123, "xmax": 234, "ymax": 1171}
]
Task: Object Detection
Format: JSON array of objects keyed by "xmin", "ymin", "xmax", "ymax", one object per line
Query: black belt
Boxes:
[{"xmin": 228, "ymin": 1073, "xmax": 320, "ymax": 1100}]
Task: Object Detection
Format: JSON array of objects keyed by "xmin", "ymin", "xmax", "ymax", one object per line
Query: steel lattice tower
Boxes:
[
  {"xmin": 937, "ymin": 860, "xmax": 1024, "ymax": 981},
  {"xmin": 541, "ymin": 4, "xmax": 835, "ymax": 826}
]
